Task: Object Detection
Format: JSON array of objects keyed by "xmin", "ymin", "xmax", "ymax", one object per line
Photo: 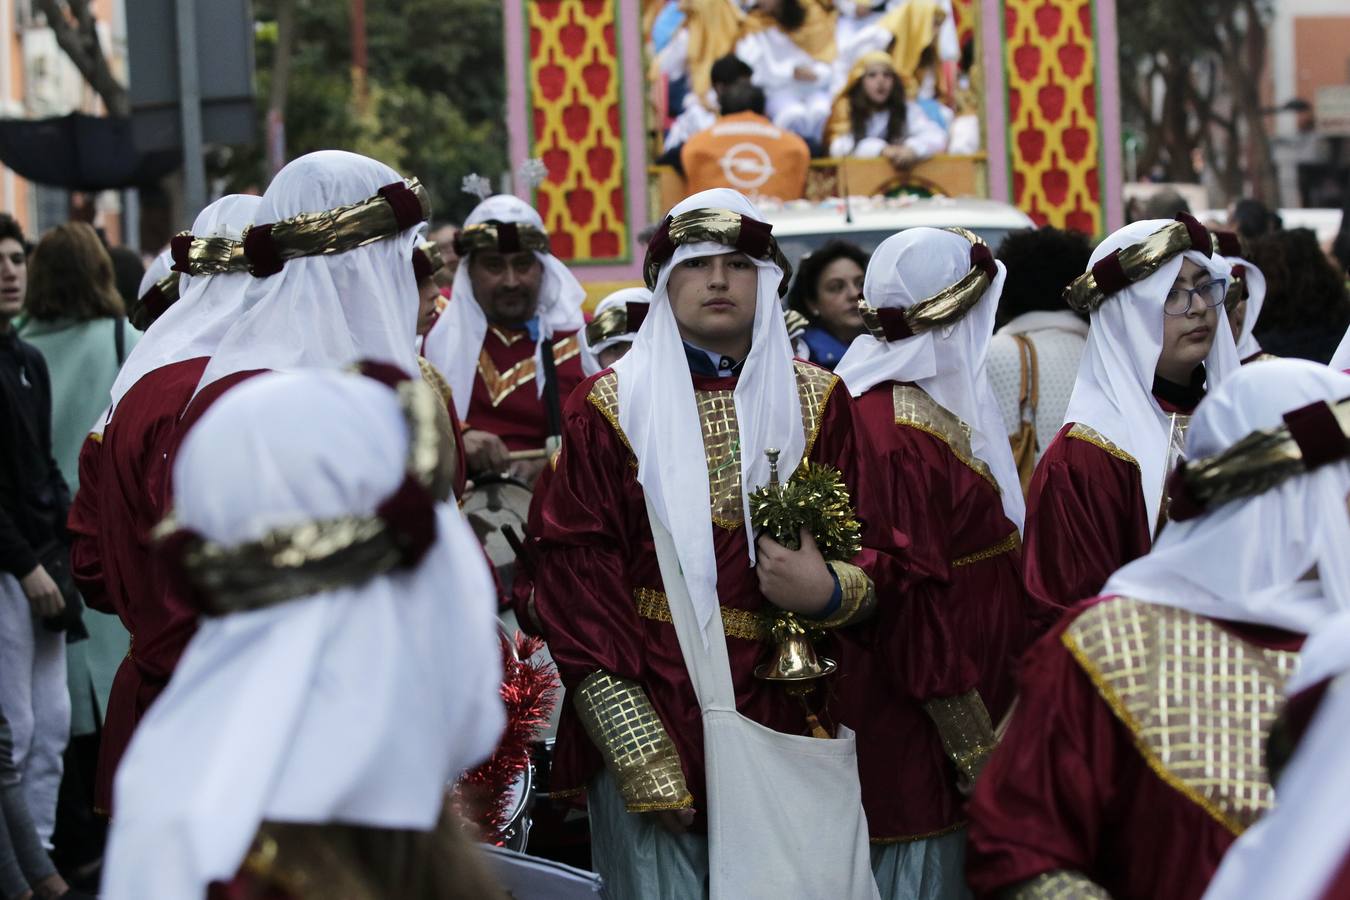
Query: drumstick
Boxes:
[{"xmin": 507, "ymin": 448, "xmax": 549, "ymax": 462}]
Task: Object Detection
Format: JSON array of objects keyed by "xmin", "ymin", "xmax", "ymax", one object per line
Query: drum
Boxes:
[
  {"xmin": 462, "ymin": 474, "xmax": 534, "ymax": 592},
  {"xmin": 500, "ymin": 755, "xmax": 535, "ymax": 852}
]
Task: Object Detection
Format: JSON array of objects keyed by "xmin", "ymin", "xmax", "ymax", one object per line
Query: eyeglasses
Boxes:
[{"xmin": 1163, "ymin": 279, "xmax": 1228, "ymax": 317}]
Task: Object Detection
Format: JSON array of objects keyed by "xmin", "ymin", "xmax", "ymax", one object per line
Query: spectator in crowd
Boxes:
[
  {"xmin": 785, "ymin": 239, "xmax": 868, "ymax": 369},
  {"xmin": 653, "ymin": 0, "xmax": 745, "ymax": 146},
  {"xmin": 985, "ymin": 227, "xmax": 1093, "ymax": 474},
  {"xmin": 681, "ymin": 82, "xmax": 810, "ymax": 201},
  {"xmin": 662, "ymin": 53, "xmax": 754, "ymax": 160},
  {"xmin": 839, "ymin": 0, "xmax": 953, "ymax": 126},
  {"xmin": 0, "ymin": 213, "xmax": 73, "ymax": 853},
  {"xmin": 1138, "ymin": 187, "xmax": 1191, "ymax": 221},
  {"xmin": 429, "ymin": 222, "xmax": 461, "ymax": 289},
  {"xmin": 1, "ymin": 712, "xmax": 89, "ymax": 900},
  {"xmin": 1232, "ymin": 198, "xmax": 1280, "ymax": 241},
  {"xmin": 737, "ymin": 0, "xmax": 837, "ymax": 142},
  {"xmin": 1248, "ymin": 227, "xmax": 1350, "ymax": 364},
  {"xmin": 104, "ymin": 247, "xmax": 145, "ymax": 314},
  {"xmin": 823, "ymin": 51, "xmax": 946, "ymax": 163}
]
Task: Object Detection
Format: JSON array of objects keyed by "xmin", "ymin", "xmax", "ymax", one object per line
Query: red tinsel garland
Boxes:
[{"xmin": 453, "ymin": 631, "xmax": 559, "ymax": 845}]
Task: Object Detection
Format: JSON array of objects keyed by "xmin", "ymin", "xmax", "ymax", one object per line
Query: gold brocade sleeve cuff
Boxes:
[
  {"xmin": 574, "ymin": 671, "xmax": 693, "ymax": 813},
  {"xmin": 923, "ymin": 690, "xmax": 998, "ymax": 785},
  {"xmin": 813, "ymin": 562, "xmax": 877, "ymax": 629},
  {"xmin": 1002, "ymin": 871, "xmax": 1112, "ymax": 899}
]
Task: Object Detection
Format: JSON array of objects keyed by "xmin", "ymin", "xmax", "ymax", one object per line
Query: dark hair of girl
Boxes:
[
  {"xmin": 786, "ymin": 240, "xmax": 870, "ymax": 321},
  {"xmin": 774, "ymin": 0, "xmax": 807, "ymax": 32},
  {"xmin": 847, "ymin": 66, "xmax": 908, "ymax": 145}
]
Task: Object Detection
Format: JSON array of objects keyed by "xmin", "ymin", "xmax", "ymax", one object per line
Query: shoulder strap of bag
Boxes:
[
  {"xmin": 114, "ymin": 316, "xmax": 126, "ymax": 366},
  {"xmin": 1012, "ymin": 334, "xmax": 1038, "ymax": 426}
]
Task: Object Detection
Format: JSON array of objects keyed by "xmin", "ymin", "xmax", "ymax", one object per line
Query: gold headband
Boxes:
[
  {"xmin": 644, "ymin": 207, "xmax": 793, "ymax": 297},
  {"xmin": 1063, "ymin": 214, "xmax": 1213, "ymax": 314},
  {"xmin": 171, "ymin": 234, "xmax": 249, "ymax": 276},
  {"xmin": 1169, "ymin": 396, "xmax": 1350, "ymax": 520},
  {"xmin": 154, "ymin": 365, "xmax": 455, "ymax": 615},
  {"xmin": 585, "ymin": 304, "xmax": 632, "ymax": 348},
  {"xmin": 241, "ymin": 178, "xmax": 432, "ymax": 277},
  {"xmin": 127, "ymin": 272, "xmax": 183, "ymax": 330},
  {"xmin": 453, "ymin": 221, "xmax": 551, "ymax": 256},
  {"xmin": 859, "ymin": 227, "xmax": 997, "ymax": 341}
]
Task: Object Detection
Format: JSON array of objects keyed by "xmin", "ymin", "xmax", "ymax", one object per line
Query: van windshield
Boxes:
[{"xmin": 776, "ymin": 227, "xmax": 1020, "ymax": 270}]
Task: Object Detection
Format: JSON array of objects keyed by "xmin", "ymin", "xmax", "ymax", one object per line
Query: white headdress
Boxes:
[
  {"xmin": 109, "ymin": 194, "xmax": 262, "ymax": 416},
  {"xmin": 420, "ymin": 194, "xmax": 585, "ymax": 420},
  {"xmin": 833, "ymin": 226, "xmax": 1025, "ymax": 529},
  {"xmin": 614, "ymin": 187, "xmax": 802, "ymax": 637},
  {"xmin": 102, "ymin": 367, "xmax": 504, "ymax": 900},
  {"xmin": 1062, "ymin": 217, "xmax": 1241, "ymax": 528},
  {"xmin": 1103, "ymin": 359, "xmax": 1350, "ymax": 634},
  {"xmin": 194, "ymin": 150, "xmax": 428, "ymax": 395},
  {"xmin": 580, "ymin": 286, "xmax": 652, "ymax": 375}
]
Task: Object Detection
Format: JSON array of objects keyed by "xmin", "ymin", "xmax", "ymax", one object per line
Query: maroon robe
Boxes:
[
  {"xmin": 837, "ymin": 381, "xmax": 1036, "ymax": 841},
  {"xmin": 532, "ymin": 364, "xmax": 900, "ymax": 825},
  {"xmin": 67, "ymin": 357, "xmax": 210, "ymax": 813},
  {"xmin": 464, "ymin": 325, "xmax": 585, "ymax": 452},
  {"xmin": 966, "ymin": 595, "xmax": 1303, "ymax": 900},
  {"xmin": 1023, "ymin": 396, "xmax": 1193, "ymax": 613}
]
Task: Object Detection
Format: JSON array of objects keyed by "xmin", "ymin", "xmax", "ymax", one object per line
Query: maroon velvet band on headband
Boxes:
[
  {"xmin": 412, "ymin": 247, "xmax": 433, "ymax": 283},
  {"xmin": 646, "ymin": 217, "xmax": 675, "ymax": 268},
  {"xmin": 1215, "ymin": 231, "xmax": 1243, "ymax": 258},
  {"xmin": 1165, "ymin": 462, "xmax": 1205, "ymax": 522},
  {"xmin": 496, "ymin": 221, "xmax": 522, "ymax": 253},
  {"xmin": 141, "ymin": 283, "xmax": 172, "ymax": 322},
  {"xmin": 626, "ymin": 301, "xmax": 649, "ymax": 331},
  {"xmin": 170, "ymin": 233, "xmax": 194, "ymax": 274},
  {"xmin": 1091, "ymin": 251, "xmax": 1130, "ymax": 296},
  {"xmin": 970, "ymin": 243, "xmax": 997, "ymax": 281},
  {"xmin": 1175, "ymin": 212, "xmax": 1212, "ymax": 258},
  {"xmin": 876, "ymin": 307, "xmax": 915, "ymax": 341},
  {"xmin": 377, "ymin": 182, "xmax": 426, "ymax": 231},
  {"xmin": 1284, "ymin": 401, "xmax": 1350, "ymax": 469},
  {"xmin": 243, "ymin": 224, "xmax": 285, "ymax": 277},
  {"xmin": 355, "ymin": 359, "xmax": 412, "ymax": 390},
  {"xmin": 735, "ymin": 216, "xmax": 774, "ymax": 258}
]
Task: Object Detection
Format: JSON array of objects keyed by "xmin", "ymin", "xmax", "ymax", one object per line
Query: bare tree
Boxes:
[{"xmin": 33, "ymin": 0, "xmax": 129, "ymax": 116}]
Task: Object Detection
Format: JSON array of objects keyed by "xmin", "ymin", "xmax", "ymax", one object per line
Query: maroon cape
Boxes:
[
  {"xmin": 966, "ymin": 595, "xmax": 1303, "ymax": 900},
  {"xmin": 1023, "ymin": 396, "xmax": 1193, "ymax": 613},
  {"xmin": 532, "ymin": 365, "xmax": 901, "ymax": 825},
  {"xmin": 464, "ymin": 325, "xmax": 585, "ymax": 452},
  {"xmin": 837, "ymin": 381, "xmax": 1037, "ymax": 841}
]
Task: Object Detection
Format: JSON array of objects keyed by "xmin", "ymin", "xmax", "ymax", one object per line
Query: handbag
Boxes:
[
  {"xmin": 36, "ymin": 540, "xmax": 89, "ymax": 641},
  {"xmin": 1009, "ymin": 334, "xmax": 1040, "ymax": 496},
  {"xmin": 646, "ymin": 499, "xmax": 879, "ymax": 900}
]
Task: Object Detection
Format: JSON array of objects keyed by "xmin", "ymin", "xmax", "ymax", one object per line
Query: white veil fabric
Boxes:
[
  {"xmin": 1331, "ymin": 324, "xmax": 1350, "ymax": 372},
  {"xmin": 580, "ymin": 286, "xmax": 652, "ymax": 375},
  {"xmin": 833, "ymin": 227, "xmax": 1025, "ymax": 529},
  {"xmin": 1223, "ymin": 254, "xmax": 1268, "ymax": 359},
  {"xmin": 101, "ymin": 369, "xmax": 505, "ymax": 900},
  {"xmin": 1201, "ymin": 612, "xmax": 1350, "ymax": 900},
  {"xmin": 1102, "ymin": 359, "xmax": 1350, "ymax": 634},
  {"xmin": 613, "ymin": 188, "xmax": 803, "ymax": 638},
  {"xmin": 1062, "ymin": 218, "xmax": 1241, "ymax": 530},
  {"xmin": 420, "ymin": 194, "xmax": 586, "ymax": 420},
  {"xmin": 136, "ymin": 247, "xmax": 175, "ymax": 300},
  {"xmin": 194, "ymin": 151, "xmax": 426, "ymax": 395},
  {"xmin": 109, "ymin": 194, "xmax": 262, "ymax": 416}
]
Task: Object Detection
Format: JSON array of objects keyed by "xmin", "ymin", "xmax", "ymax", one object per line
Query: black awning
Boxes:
[{"xmin": 0, "ymin": 113, "xmax": 180, "ymax": 191}]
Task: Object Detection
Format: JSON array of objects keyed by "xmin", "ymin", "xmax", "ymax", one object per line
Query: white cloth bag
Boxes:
[{"xmin": 646, "ymin": 499, "xmax": 879, "ymax": 900}]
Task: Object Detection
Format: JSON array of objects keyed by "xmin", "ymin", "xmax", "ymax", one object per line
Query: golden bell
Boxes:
[{"xmin": 755, "ymin": 630, "xmax": 837, "ymax": 683}]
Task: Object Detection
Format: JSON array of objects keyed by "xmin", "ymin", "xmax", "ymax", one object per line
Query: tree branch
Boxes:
[{"xmin": 33, "ymin": 0, "xmax": 129, "ymax": 116}]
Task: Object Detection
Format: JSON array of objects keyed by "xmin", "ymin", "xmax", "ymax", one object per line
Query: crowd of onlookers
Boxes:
[
  {"xmin": 649, "ymin": 0, "xmax": 981, "ymax": 200},
  {"xmin": 1, "ymin": 212, "xmax": 133, "ymax": 900}
]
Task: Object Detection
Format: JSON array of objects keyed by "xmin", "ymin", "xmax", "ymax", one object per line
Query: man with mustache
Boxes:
[{"xmin": 421, "ymin": 195, "xmax": 588, "ymax": 485}]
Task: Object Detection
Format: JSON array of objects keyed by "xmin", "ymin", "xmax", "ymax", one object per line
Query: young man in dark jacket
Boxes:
[{"xmin": 0, "ymin": 212, "xmax": 72, "ymax": 848}]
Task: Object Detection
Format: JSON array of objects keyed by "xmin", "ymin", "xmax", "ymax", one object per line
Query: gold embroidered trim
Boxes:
[
  {"xmin": 893, "ymin": 384, "xmax": 998, "ymax": 489},
  {"xmin": 586, "ymin": 363, "xmax": 838, "ymax": 530},
  {"xmin": 1006, "ymin": 870, "xmax": 1112, "ymax": 899},
  {"xmin": 87, "ymin": 431, "xmax": 102, "ymax": 444},
  {"xmin": 923, "ymin": 691, "xmax": 997, "ymax": 784},
  {"xmin": 635, "ymin": 587, "xmax": 772, "ymax": 642},
  {"xmin": 573, "ymin": 671, "xmax": 693, "ymax": 813},
  {"xmin": 477, "ymin": 334, "xmax": 582, "ymax": 407},
  {"xmin": 415, "ymin": 357, "xmax": 459, "ymax": 495},
  {"xmin": 1066, "ymin": 423, "xmax": 1139, "ymax": 468},
  {"xmin": 951, "ymin": 530, "xmax": 1021, "ymax": 568},
  {"xmin": 1062, "ymin": 597, "xmax": 1299, "ymax": 835},
  {"xmin": 869, "ymin": 820, "xmax": 966, "ymax": 845},
  {"xmin": 814, "ymin": 561, "xmax": 875, "ymax": 628}
]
